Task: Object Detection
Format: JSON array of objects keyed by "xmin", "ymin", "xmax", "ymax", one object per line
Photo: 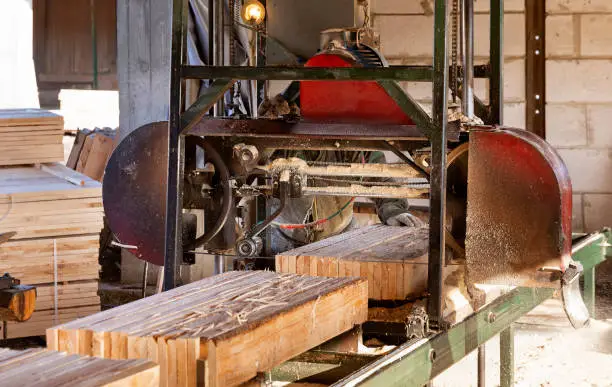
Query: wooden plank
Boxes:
[
  {"xmin": 276, "ymin": 225, "xmax": 430, "ymax": 300},
  {"xmin": 76, "ymin": 133, "xmax": 115, "ymax": 181},
  {"xmin": 0, "ymin": 109, "xmax": 64, "ymax": 166},
  {"xmin": 66, "ymin": 130, "xmax": 90, "ymax": 169},
  {"xmin": 0, "ymin": 348, "xmax": 159, "ymax": 387},
  {"xmin": 47, "ymin": 271, "xmax": 368, "ymax": 387}
]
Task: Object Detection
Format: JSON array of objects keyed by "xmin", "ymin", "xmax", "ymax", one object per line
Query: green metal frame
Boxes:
[
  {"xmin": 158, "ymin": 0, "xmax": 612, "ymax": 386},
  {"xmin": 165, "ymin": 2, "xmax": 506, "ymax": 327}
]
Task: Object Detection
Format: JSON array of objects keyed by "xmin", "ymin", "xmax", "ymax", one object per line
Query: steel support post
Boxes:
[
  {"xmin": 164, "ymin": 0, "xmax": 188, "ymax": 291},
  {"xmin": 583, "ymin": 267, "xmax": 596, "ymax": 317},
  {"xmin": 461, "ymin": 0, "xmax": 475, "ymax": 119},
  {"xmin": 477, "ymin": 345, "xmax": 486, "ymax": 387},
  {"xmin": 500, "ymin": 325, "xmax": 515, "ymax": 387},
  {"xmin": 213, "ymin": 0, "xmax": 225, "ymax": 116},
  {"xmin": 525, "ymin": 0, "xmax": 546, "ymax": 137},
  {"xmin": 427, "ymin": 0, "xmax": 449, "ymax": 326},
  {"xmin": 489, "ymin": 0, "xmax": 503, "ymax": 124}
]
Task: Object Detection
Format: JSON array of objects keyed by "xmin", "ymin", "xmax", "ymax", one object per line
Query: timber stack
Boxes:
[
  {"xmin": 0, "ymin": 108, "xmax": 103, "ymax": 339},
  {"xmin": 47, "ymin": 271, "xmax": 368, "ymax": 387},
  {"xmin": 0, "ymin": 348, "xmax": 159, "ymax": 386},
  {"xmin": 0, "ymin": 109, "xmax": 65, "ymax": 165}
]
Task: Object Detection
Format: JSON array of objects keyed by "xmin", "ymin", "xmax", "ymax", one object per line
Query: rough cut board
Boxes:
[
  {"xmin": 47, "ymin": 271, "xmax": 368, "ymax": 387},
  {"xmin": 276, "ymin": 225, "xmax": 429, "ymax": 300},
  {"xmin": 0, "ymin": 109, "xmax": 64, "ymax": 166},
  {"xmin": 0, "ymin": 348, "xmax": 158, "ymax": 387},
  {"xmin": 0, "ymin": 163, "xmax": 103, "ymax": 239}
]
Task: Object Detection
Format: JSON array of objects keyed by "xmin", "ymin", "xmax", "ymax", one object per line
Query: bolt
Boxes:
[
  {"xmin": 487, "ymin": 312, "xmax": 497, "ymax": 323},
  {"xmin": 429, "ymin": 349, "xmax": 437, "ymax": 363}
]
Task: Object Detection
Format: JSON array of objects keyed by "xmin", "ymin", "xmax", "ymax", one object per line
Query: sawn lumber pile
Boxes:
[
  {"xmin": 276, "ymin": 225, "xmax": 429, "ymax": 300},
  {"xmin": 0, "ymin": 348, "xmax": 159, "ymax": 387},
  {"xmin": 47, "ymin": 271, "xmax": 368, "ymax": 387},
  {"xmin": 0, "ymin": 163, "xmax": 103, "ymax": 338},
  {"xmin": 67, "ymin": 128, "xmax": 117, "ymax": 182},
  {"xmin": 0, "ymin": 109, "xmax": 64, "ymax": 166}
]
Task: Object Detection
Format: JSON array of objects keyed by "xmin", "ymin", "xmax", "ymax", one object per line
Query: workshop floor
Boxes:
[{"xmin": 434, "ymin": 259, "xmax": 612, "ymax": 387}]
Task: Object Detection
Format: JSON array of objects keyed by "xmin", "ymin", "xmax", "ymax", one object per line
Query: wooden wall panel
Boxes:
[{"xmin": 33, "ymin": 0, "xmax": 118, "ymax": 94}]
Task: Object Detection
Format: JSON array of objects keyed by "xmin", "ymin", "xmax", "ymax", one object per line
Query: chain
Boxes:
[
  {"xmin": 450, "ymin": 0, "xmax": 460, "ymax": 103},
  {"xmin": 362, "ymin": 0, "xmax": 371, "ymax": 28}
]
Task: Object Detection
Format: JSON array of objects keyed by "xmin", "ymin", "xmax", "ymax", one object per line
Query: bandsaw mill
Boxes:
[{"xmin": 1, "ymin": 0, "xmax": 612, "ymax": 386}]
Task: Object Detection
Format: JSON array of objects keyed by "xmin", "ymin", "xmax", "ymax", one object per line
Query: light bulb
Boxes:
[{"xmin": 241, "ymin": 0, "xmax": 266, "ymax": 25}]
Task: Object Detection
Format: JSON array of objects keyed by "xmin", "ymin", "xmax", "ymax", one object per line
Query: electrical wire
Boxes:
[{"xmin": 272, "ymin": 198, "xmax": 356, "ymax": 230}]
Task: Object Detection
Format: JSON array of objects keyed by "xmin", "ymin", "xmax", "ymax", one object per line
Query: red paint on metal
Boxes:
[
  {"xmin": 300, "ymin": 54, "xmax": 415, "ymax": 125},
  {"xmin": 466, "ymin": 126, "xmax": 573, "ymax": 287}
]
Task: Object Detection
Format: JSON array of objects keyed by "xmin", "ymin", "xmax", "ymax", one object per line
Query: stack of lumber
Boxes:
[
  {"xmin": 67, "ymin": 128, "xmax": 117, "ymax": 181},
  {"xmin": 0, "ymin": 163, "xmax": 103, "ymax": 338},
  {"xmin": 0, "ymin": 348, "xmax": 158, "ymax": 387},
  {"xmin": 0, "ymin": 109, "xmax": 64, "ymax": 166},
  {"xmin": 276, "ymin": 225, "xmax": 429, "ymax": 300},
  {"xmin": 47, "ymin": 271, "xmax": 368, "ymax": 387},
  {"xmin": 277, "ymin": 225, "xmax": 512, "ymax": 325}
]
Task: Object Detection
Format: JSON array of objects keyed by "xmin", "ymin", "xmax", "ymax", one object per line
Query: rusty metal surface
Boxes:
[
  {"xmin": 465, "ymin": 126, "xmax": 572, "ymax": 288},
  {"xmin": 103, "ymin": 122, "xmax": 169, "ymax": 266}
]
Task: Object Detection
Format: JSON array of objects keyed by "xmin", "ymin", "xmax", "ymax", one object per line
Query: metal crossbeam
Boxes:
[{"xmin": 181, "ymin": 65, "xmax": 491, "ymax": 81}]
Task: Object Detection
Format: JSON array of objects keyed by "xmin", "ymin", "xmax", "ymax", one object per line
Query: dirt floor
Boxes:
[{"xmin": 433, "ymin": 259, "xmax": 612, "ymax": 387}]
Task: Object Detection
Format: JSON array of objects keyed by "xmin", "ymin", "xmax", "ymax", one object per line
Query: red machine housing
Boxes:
[{"xmin": 300, "ymin": 53, "xmax": 414, "ymax": 125}]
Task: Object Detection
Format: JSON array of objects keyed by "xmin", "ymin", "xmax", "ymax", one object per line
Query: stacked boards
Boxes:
[
  {"xmin": 47, "ymin": 271, "xmax": 368, "ymax": 387},
  {"xmin": 0, "ymin": 163, "xmax": 103, "ymax": 338},
  {"xmin": 0, "ymin": 109, "xmax": 64, "ymax": 166},
  {"xmin": 276, "ymin": 225, "xmax": 429, "ymax": 300},
  {"xmin": 0, "ymin": 348, "xmax": 159, "ymax": 387}
]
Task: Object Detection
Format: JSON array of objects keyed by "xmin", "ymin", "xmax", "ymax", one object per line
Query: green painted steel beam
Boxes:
[
  {"xmin": 378, "ymin": 80, "xmax": 434, "ymax": 139},
  {"xmin": 474, "ymin": 95, "xmax": 490, "ymax": 124},
  {"xmin": 183, "ymin": 65, "xmax": 433, "ymax": 81},
  {"xmin": 334, "ymin": 287, "xmax": 553, "ymax": 387},
  {"xmin": 181, "ymin": 65, "xmax": 490, "ymax": 82},
  {"xmin": 499, "ymin": 325, "xmax": 514, "ymax": 387},
  {"xmin": 572, "ymin": 230, "xmax": 610, "ymax": 271},
  {"xmin": 180, "ymin": 79, "xmax": 235, "ymax": 133}
]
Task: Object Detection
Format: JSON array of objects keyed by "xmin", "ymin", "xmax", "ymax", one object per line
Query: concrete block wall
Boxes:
[
  {"xmin": 372, "ymin": 0, "xmax": 526, "ymax": 127},
  {"xmin": 373, "ymin": 0, "xmax": 612, "ymax": 232},
  {"xmin": 546, "ymin": 1, "xmax": 612, "ymax": 232}
]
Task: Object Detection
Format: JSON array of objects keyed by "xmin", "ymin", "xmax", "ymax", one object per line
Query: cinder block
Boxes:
[
  {"xmin": 573, "ymin": 194, "xmax": 584, "ymax": 233},
  {"xmin": 375, "ymin": 15, "xmax": 433, "ymax": 58},
  {"xmin": 503, "ymin": 102, "xmax": 525, "ymax": 128},
  {"xmin": 547, "ymin": 60, "xmax": 612, "ymax": 103},
  {"xmin": 473, "ymin": 59, "xmax": 525, "ymax": 103},
  {"xmin": 474, "ymin": 0, "xmax": 524, "ymax": 12},
  {"xmin": 546, "ymin": 16, "xmax": 574, "ymax": 57},
  {"xmin": 557, "ymin": 148, "xmax": 612, "ymax": 192},
  {"xmin": 583, "ymin": 194, "xmax": 612, "ymax": 231},
  {"xmin": 399, "ymin": 81, "xmax": 435, "ymax": 102},
  {"xmin": 373, "ymin": 0, "xmax": 431, "ymax": 14},
  {"xmin": 587, "ymin": 105, "xmax": 612, "ymax": 147},
  {"xmin": 474, "ymin": 13, "xmax": 525, "ymax": 58},
  {"xmin": 581, "ymin": 15, "xmax": 612, "ymax": 57},
  {"xmin": 377, "ymin": 13, "xmax": 525, "ymax": 59},
  {"xmin": 547, "ymin": 0, "xmax": 612, "ymax": 14},
  {"xmin": 546, "ymin": 104, "xmax": 587, "ymax": 147},
  {"xmin": 374, "ymin": 0, "xmax": 524, "ymax": 15}
]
